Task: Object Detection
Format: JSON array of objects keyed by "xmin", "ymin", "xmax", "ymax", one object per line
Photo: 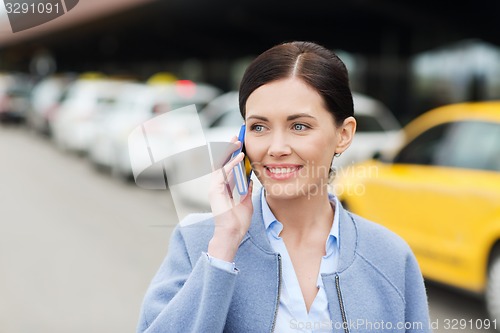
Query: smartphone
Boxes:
[{"xmin": 231, "ymin": 124, "xmax": 252, "ymax": 195}]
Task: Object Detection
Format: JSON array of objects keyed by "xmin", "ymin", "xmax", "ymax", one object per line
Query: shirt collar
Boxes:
[{"xmin": 261, "ymin": 189, "xmax": 340, "ymax": 250}]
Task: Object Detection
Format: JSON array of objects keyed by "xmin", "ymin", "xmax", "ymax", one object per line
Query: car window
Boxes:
[
  {"xmin": 355, "ymin": 114, "xmax": 386, "ymax": 132},
  {"xmin": 394, "ymin": 123, "xmax": 451, "ymax": 165},
  {"xmin": 394, "ymin": 120, "xmax": 500, "ymax": 171},
  {"xmin": 435, "ymin": 121, "xmax": 500, "ymax": 172}
]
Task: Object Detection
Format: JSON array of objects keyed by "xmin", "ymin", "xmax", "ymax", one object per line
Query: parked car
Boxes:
[
  {"xmin": 198, "ymin": 90, "xmax": 239, "ymax": 127},
  {"xmin": 333, "ymin": 101, "xmax": 500, "ymax": 323},
  {"xmin": 0, "ymin": 72, "xmax": 34, "ymax": 123},
  {"xmin": 50, "ymin": 75, "xmax": 132, "ymax": 154},
  {"xmin": 88, "ymin": 79, "xmax": 222, "ymax": 181},
  {"xmin": 333, "ymin": 92, "xmax": 404, "ymax": 169},
  {"xmin": 26, "ymin": 73, "xmax": 76, "ymax": 136},
  {"xmin": 87, "ymin": 82, "xmax": 148, "ymax": 172}
]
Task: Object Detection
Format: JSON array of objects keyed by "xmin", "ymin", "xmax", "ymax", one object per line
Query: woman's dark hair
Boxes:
[{"xmin": 239, "ymin": 41, "xmax": 354, "ymax": 126}]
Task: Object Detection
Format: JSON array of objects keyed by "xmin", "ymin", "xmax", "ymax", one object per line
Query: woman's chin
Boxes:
[
  {"xmin": 263, "ymin": 181, "xmax": 330, "ymax": 200},
  {"xmin": 263, "ymin": 183, "xmax": 304, "ymax": 199}
]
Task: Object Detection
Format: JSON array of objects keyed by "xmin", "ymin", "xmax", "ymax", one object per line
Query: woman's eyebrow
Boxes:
[
  {"xmin": 286, "ymin": 113, "xmax": 316, "ymax": 121},
  {"xmin": 246, "ymin": 113, "xmax": 317, "ymax": 122},
  {"xmin": 246, "ymin": 115, "xmax": 268, "ymax": 121}
]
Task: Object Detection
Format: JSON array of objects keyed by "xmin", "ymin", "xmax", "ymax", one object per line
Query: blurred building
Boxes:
[
  {"xmin": 0, "ymin": 0, "xmax": 499, "ymax": 123},
  {"xmin": 411, "ymin": 40, "xmax": 500, "ymax": 118}
]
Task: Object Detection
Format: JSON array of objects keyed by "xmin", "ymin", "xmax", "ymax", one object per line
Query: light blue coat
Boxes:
[{"xmin": 137, "ymin": 189, "xmax": 431, "ymax": 333}]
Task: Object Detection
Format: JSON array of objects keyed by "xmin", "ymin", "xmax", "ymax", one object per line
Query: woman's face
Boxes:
[{"xmin": 244, "ymin": 77, "xmax": 355, "ymax": 199}]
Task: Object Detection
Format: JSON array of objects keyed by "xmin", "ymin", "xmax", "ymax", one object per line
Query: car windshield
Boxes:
[{"xmin": 355, "ymin": 114, "xmax": 386, "ymax": 132}]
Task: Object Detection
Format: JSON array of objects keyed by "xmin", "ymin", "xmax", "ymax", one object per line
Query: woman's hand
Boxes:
[{"xmin": 208, "ymin": 138, "xmax": 254, "ymax": 262}]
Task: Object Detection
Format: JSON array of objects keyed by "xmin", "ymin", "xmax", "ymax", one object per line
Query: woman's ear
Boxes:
[{"xmin": 335, "ymin": 116, "xmax": 356, "ymax": 154}]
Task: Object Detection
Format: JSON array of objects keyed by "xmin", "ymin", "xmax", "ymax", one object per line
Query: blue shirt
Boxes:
[
  {"xmin": 206, "ymin": 190, "xmax": 340, "ymax": 332},
  {"xmin": 261, "ymin": 190, "xmax": 340, "ymax": 333}
]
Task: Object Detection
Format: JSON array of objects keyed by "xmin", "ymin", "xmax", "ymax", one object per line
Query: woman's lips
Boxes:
[{"xmin": 264, "ymin": 165, "xmax": 303, "ymax": 180}]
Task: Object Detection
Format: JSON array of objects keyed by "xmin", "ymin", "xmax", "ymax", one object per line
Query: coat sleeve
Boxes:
[
  {"xmin": 404, "ymin": 251, "xmax": 432, "ymax": 333},
  {"xmin": 136, "ymin": 225, "xmax": 239, "ymax": 333}
]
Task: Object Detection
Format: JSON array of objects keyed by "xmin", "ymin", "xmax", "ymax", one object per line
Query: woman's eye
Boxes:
[
  {"xmin": 293, "ymin": 123, "xmax": 308, "ymax": 131},
  {"xmin": 251, "ymin": 124, "xmax": 264, "ymax": 132}
]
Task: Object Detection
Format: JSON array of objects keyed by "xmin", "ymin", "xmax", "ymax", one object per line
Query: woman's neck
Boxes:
[{"xmin": 265, "ymin": 190, "xmax": 334, "ymax": 238}]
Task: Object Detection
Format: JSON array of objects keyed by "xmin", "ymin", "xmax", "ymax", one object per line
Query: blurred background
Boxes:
[{"xmin": 1, "ymin": 0, "xmax": 500, "ymax": 332}]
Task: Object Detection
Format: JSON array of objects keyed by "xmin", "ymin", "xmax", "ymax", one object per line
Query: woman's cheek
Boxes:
[{"xmin": 249, "ymin": 160, "xmax": 264, "ymax": 179}]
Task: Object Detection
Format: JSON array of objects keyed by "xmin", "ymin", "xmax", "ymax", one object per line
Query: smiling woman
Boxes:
[{"xmin": 136, "ymin": 41, "xmax": 431, "ymax": 333}]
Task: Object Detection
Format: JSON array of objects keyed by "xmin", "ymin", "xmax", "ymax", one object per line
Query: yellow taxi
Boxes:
[{"xmin": 333, "ymin": 101, "xmax": 500, "ymax": 322}]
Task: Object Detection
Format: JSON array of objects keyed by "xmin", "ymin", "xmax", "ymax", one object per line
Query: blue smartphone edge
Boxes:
[{"xmin": 232, "ymin": 124, "xmax": 249, "ymax": 195}]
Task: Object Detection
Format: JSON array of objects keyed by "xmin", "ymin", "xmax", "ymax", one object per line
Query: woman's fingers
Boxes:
[
  {"xmin": 221, "ymin": 139, "xmax": 241, "ymax": 166},
  {"xmin": 210, "ymin": 147, "xmax": 243, "ymax": 193},
  {"xmin": 209, "ymin": 136, "xmax": 250, "ymax": 216},
  {"xmin": 241, "ymin": 180, "xmax": 254, "ymax": 206},
  {"xmin": 224, "ymin": 151, "xmax": 244, "ymax": 171}
]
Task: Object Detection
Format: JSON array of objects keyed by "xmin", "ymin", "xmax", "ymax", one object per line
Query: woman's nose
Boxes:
[{"xmin": 267, "ymin": 133, "xmax": 292, "ymax": 157}]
